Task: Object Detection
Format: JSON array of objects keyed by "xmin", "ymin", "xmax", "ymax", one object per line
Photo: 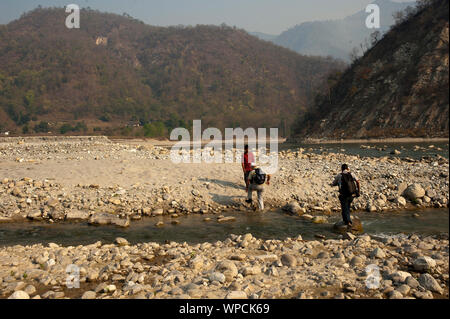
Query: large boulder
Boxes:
[
  {"xmin": 280, "ymin": 254, "xmax": 297, "ymax": 267},
  {"xmin": 218, "ymin": 216, "xmax": 236, "ymax": 223},
  {"xmin": 46, "ymin": 199, "xmax": 60, "ymax": 208},
  {"xmin": 390, "ymin": 271, "xmax": 412, "ymax": 283},
  {"xmin": 81, "ymin": 291, "xmax": 97, "ymax": 299},
  {"xmin": 89, "ymin": 214, "xmax": 113, "ymax": 226},
  {"xmin": 403, "ymin": 184, "xmax": 425, "ymax": 201},
  {"xmin": 312, "ymin": 216, "xmax": 327, "ymax": 224},
  {"xmin": 189, "ymin": 256, "xmax": 204, "ymax": 270},
  {"xmin": 406, "ymin": 276, "xmax": 420, "ymax": 288},
  {"xmin": 370, "ymin": 247, "xmax": 386, "ymax": 259},
  {"xmin": 333, "ymin": 217, "xmax": 363, "ymax": 234},
  {"xmin": 350, "ymin": 256, "xmax": 365, "ymax": 267},
  {"xmin": 225, "ymin": 291, "xmax": 247, "ymax": 299},
  {"xmin": 209, "ymin": 272, "xmax": 226, "ymax": 283},
  {"xmin": 11, "ymin": 187, "xmax": 24, "ymax": 197},
  {"xmin": 425, "ymin": 189, "xmax": 437, "ymax": 199},
  {"xmin": 395, "ymin": 196, "xmax": 407, "ymax": 206},
  {"xmin": 47, "ymin": 210, "xmax": 65, "ymax": 220},
  {"xmin": 27, "ymin": 210, "xmax": 42, "ymax": 220},
  {"xmin": 282, "ymin": 201, "xmax": 303, "ymax": 215},
  {"xmin": 216, "ymin": 260, "xmax": 238, "ymax": 281},
  {"xmin": 8, "ymin": 291, "xmax": 30, "ymax": 299},
  {"xmin": 152, "ymin": 208, "xmax": 164, "ymax": 216},
  {"xmin": 88, "ymin": 213, "xmax": 130, "ymax": 227},
  {"xmin": 418, "ymin": 274, "xmax": 444, "ymax": 294},
  {"xmin": 397, "ymin": 182, "xmax": 408, "ymax": 195},
  {"xmin": 113, "ymin": 218, "xmax": 130, "ymax": 227},
  {"xmin": 243, "ymin": 266, "xmax": 261, "ymax": 276},
  {"xmin": 65, "ymin": 210, "xmax": 90, "ymax": 221},
  {"xmin": 388, "ymin": 290, "xmax": 403, "ymax": 299},
  {"xmin": 115, "ymin": 237, "xmax": 130, "ymax": 246},
  {"xmin": 413, "ymin": 256, "xmax": 437, "ymax": 272}
]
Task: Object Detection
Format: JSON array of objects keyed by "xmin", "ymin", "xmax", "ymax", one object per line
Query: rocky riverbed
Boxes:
[
  {"xmin": 1, "ymin": 233, "xmax": 448, "ymax": 299},
  {"xmin": 0, "ymin": 136, "xmax": 448, "ymax": 299},
  {"xmin": 0, "ymin": 136, "xmax": 448, "ymax": 226}
]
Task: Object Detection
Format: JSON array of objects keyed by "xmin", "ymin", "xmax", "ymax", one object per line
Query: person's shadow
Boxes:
[
  {"xmin": 209, "ymin": 192, "xmax": 247, "ymax": 205},
  {"xmin": 199, "ymin": 178, "xmax": 244, "ymax": 190},
  {"xmin": 198, "ymin": 178, "xmax": 247, "ymax": 206}
]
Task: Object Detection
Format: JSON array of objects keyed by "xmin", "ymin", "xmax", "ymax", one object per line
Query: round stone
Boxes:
[{"xmin": 8, "ymin": 291, "xmax": 30, "ymax": 299}]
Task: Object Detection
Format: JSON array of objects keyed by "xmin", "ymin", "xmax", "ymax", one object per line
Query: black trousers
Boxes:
[{"xmin": 339, "ymin": 194, "xmax": 354, "ymax": 225}]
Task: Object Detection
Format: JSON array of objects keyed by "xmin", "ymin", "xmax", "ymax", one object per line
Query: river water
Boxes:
[
  {"xmin": 157, "ymin": 140, "xmax": 448, "ymax": 159},
  {"xmin": 280, "ymin": 141, "xmax": 449, "ymax": 160},
  {"xmin": 0, "ymin": 209, "xmax": 448, "ymax": 247}
]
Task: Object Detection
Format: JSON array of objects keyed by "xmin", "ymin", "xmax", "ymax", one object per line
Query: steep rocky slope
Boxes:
[{"xmin": 294, "ymin": 0, "xmax": 449, "ymax": 139}]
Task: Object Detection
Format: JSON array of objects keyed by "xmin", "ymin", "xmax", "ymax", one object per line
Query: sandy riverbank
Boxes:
[{"xmin": 0, "ymin": 136, "xmax": 448, "ymax": 224}]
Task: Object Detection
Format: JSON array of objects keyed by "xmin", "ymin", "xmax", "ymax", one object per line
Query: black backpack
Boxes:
[
  {"xmin": 252, "ymin": 168, "xmax": 266, "ymax": 185},
  {"xmin": 340, "ymin": 173, "xmax": 357, "ymax": 196}
]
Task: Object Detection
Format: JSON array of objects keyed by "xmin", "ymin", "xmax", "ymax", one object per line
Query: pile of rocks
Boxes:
[
  {"xmin": 275, "ymin": 151, "xmax": 448, "ymax": 217},
  {"xmin": 0, "ymin": 177, "xmax": 239, "ymax": 225},
  {"xmin": 0, "ymin": 136, "xmax": 171, "ymax": 162},
  {"xmin": 1, "ymin": 233, "xmax": 448, "ymax": 299}
]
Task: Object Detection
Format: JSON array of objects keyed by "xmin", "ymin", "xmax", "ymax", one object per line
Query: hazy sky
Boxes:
[{"xmin": 0, "ymin": 0, "xmax": 415, "ymax": 34}]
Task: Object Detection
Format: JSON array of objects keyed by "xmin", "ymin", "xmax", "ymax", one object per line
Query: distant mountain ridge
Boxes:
[
  {"xmin": 252, "ymin": 0, "xmax": 415, "ymax": 62},
  {"xmin": 292, "ymin": 0, "xmax": 449, "ymax": 139},
  {"xmin": 249, "ymin": 32, "xmax": 278, "ymax": 42}
]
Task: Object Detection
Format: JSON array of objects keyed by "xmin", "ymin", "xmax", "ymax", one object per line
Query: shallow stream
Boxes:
[{"xmin": 0, "ymin": 209, "xmax": 448, "ymax": 247}]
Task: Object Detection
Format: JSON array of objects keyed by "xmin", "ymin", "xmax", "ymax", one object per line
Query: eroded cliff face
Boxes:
[{"xmin": 297, "ymin": 0, "xmax": 449, "ymax": 139}]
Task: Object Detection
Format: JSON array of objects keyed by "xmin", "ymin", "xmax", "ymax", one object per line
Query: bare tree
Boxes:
[
  {"xmin": 393, "ymin": 11, "xmax": 405, "ymax": 25},
  {"xmin": 370, "ymin": 31, "xmax": 381, "ymax": 47},
  {"xmin": 349, "ymin": 47, "xmax": 360, "ymax": 64},
  {"xmin": 404, "ymin": 6, "xmax": 417, "ymax": 19},
  {"xmin": 416, "ymin": 0, "xmax": 434, "ymax": 10}
]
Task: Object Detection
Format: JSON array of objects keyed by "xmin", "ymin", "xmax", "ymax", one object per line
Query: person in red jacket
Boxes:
[{"xmin": 241, "ymin": 144, "xmax": 255, "ymax": 192}]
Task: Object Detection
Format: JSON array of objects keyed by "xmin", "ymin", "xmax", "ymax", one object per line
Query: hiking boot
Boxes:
[{"xmin": 245, "ymin": 199, "xmax": 252, "ymax": 204}]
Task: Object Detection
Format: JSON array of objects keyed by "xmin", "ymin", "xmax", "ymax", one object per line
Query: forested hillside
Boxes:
[{"xmin": 0, "ymin": 7, "xmax": 344, "ymax": 137}]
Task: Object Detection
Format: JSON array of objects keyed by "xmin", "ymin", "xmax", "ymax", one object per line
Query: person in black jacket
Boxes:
[{"xmin": 331, "ymin": 164, "xmax": 360, "ymax": 229}]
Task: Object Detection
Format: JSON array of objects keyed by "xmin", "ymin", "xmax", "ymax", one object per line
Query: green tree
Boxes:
[
  {"xmin": 34, "ymin": 121, "xmax": 49, "ymax": 133},
  {"xmin": 143, "ymin": 121, "xmax": 167, "ymax": 137},
  {"xmin": 59, "ymin": 123, "xmax": 74, "ymax": 134}
]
